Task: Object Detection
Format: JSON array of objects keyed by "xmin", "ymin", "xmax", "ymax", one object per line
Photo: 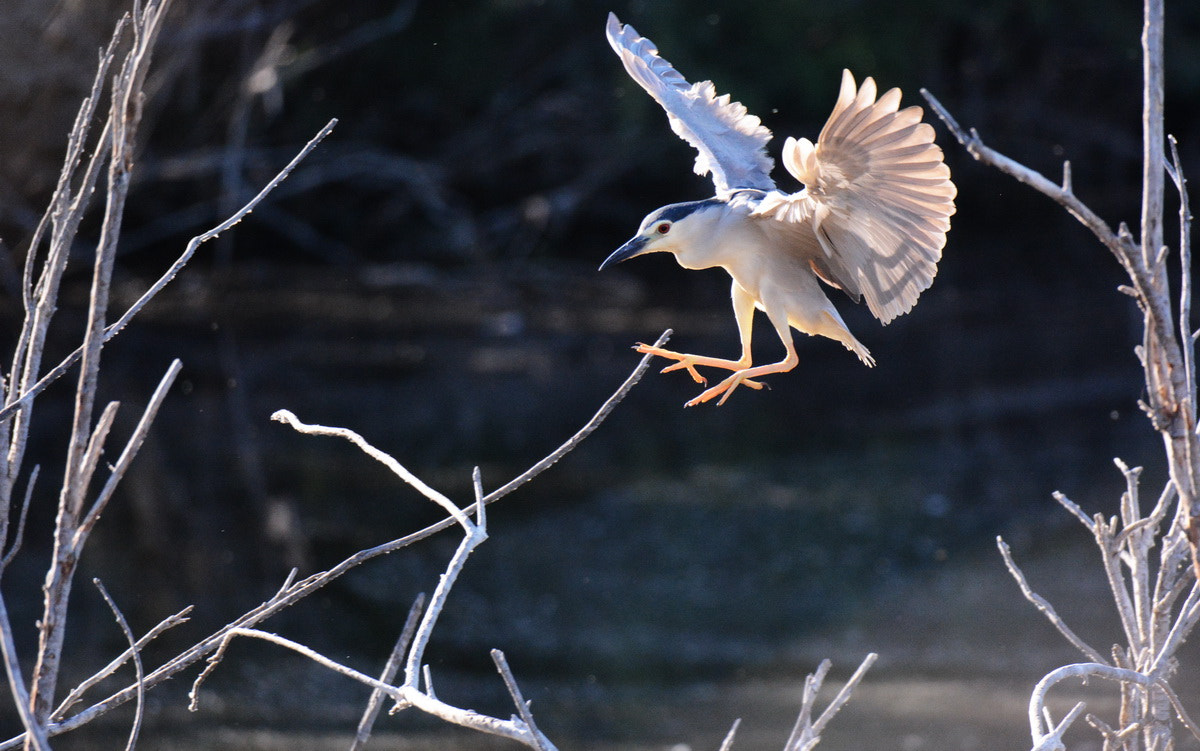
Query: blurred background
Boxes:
[{"xmin": 1, "ymin": 0, "xmax": 1199, "ymax": 748}]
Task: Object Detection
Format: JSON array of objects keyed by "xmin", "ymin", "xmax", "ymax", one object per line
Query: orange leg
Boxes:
[
  {"xmin": 637, "ymin": 281, "xmax": 765, "ymax": 395},
  {"xmin": 686, "ymin": 309, "xmax": 798, "ymax": 407},
  {"xmin": 633, "ymin": 343, "xmax": 756, "ymax": 385}
]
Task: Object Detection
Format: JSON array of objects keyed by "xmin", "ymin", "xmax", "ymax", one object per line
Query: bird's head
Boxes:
[{"xmin": 600, "ymin": 199, "xmax": 724, "ymax": 270}]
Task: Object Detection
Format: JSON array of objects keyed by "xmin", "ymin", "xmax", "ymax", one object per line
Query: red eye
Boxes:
[{"xmin": 656, "ymin": 222, "xmax": 671, "ymax": 234}]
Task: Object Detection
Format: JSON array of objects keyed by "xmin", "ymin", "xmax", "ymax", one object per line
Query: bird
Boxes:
[{"xmin": 600, "ymin": 13, "xmax": 956, "ymax": 407}]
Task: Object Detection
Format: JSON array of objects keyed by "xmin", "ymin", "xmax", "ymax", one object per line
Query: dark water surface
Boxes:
[{"xmin": 15, "ymin": 264, "xmax": 1191, "ymax": 749}]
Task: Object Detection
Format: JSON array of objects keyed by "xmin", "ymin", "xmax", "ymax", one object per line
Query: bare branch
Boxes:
[
  {"xmin": 0, "ymin": 119, "xmax": 339, "ymax": 427},
  {"xmin": 810, "ymin": 654, "xmax": 877, "ymax": 740},
  {"xmin": 491, "ymin": 650, "xmax": 550, "ymax": 751},
  {"xmin": 473, "ymin": 465, "xmax": 486, "ymax": 528},
  {"xmin": 75, "ymin": 401, "xmax": 121, "ymax": 515},
  {"xmin": 191, "ymin": 628, "xmax": 556, "ymax": 749},
  {"xmin": 92, "ymin": 579, "xmax": 144, "ymax": 751},
  {"xmin": 75, "ymin": 359, "xmax": 182, "ymax": 547},
  {"xmin": 1032, "ymin": 702, "xmax": 1087, "ymax": 751},
  {"xmin": 1029, "ymin": 663, "xmax": 1153, "ymax": 746},
  {"xmin": 274, "ymin": 567, "xmax": 299, "ymax": 600},
  {"xmin": 785, "ymin": 660, "xmax": 831, "ymax": 751},
  {"xmin": 403, "ymin": 516, "xmax": 487, "ymax": 689},
  {"xmin": 420, "ymin": 664, "xmax": 436, "ymax": 703},
  {"xmin": 1053, "ymin": 491, "xmax": 1096, "ymax": 532},
  {"xmin": 1, "ymin": 340, "xmax": 660, "ymax": 747},
  {"xmin": 5, "ymin": 18, "xmax": 124, "ymax": 431},
  {"xmin": 189, "ymin": 628, "xmax": 404, "ymax": 711},
  {"xmin": 350, "ymin": 593, "xmax": 425, "ymax": 751},
  {"xmin": 270, "ymin": 328, "xmax": 673, "ymax": 555},
  {"xmin": 1158, "ymin": 679, "xmax": 1200, "ymax": 742},
  {"xmin": 1139, "ymin": 0, "xmax": 1165, "ymax": 273},
  {"xmin": 51, "ymin": 605, "xmax": 193, "ymax": 722},
  {"xmin": 0, "ymin": 592, "xmax": 50, "ymax": 751},
  {"xmin": 1166, "ymin": 136, "xmax": 1194, "ymax": 423},
  {"xmin": 270, "ymin": 409, "xmax": 471, "ymax": 530},
  {"xmin": 784, "ymin": 654, "xmax": 877, "ymax": 751},
  {"xmin": 718, "ymin": 718, "xmax": 741, "ymax": 751},
  {"xmin": 997, "ymin": 537, "xmax": 1107, "ymax": 662},
  {"xmin": 480, "ymin": 328, "xmax": 672, "ymax": 506},
  {"xmin": 920, "ymin": 89, "xmax": 1129, "ymax": 264},
  {"xmin": 1148, "ymin": 583, "xmax": 1200, "ymax": 675},
  {"xmin": 0, "ymin": 465, "xmax": 38, "ymax": 572}
]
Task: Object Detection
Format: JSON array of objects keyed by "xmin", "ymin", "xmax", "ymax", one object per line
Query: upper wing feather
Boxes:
[
  {"xmin": 753, "ymin": 70, "xmax": 956, "ymax": 324},
  {"xmin": 606, "ymin": 13, "xmax": 775, "ymax": 198}
]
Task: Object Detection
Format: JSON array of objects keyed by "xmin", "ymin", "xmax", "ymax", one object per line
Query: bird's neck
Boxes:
[{"xmin": 673, "ymin": 207, "xmax": 756, "ymax": 272}]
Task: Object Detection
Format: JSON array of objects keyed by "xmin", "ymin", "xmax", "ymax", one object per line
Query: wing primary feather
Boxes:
[
  {"xmin": 760, "ymin": 69, "xmax": 955, "ymax": 324},
  {"xmin": 606, "ymin": 13, "xmax": 776, "ymax": 197}
]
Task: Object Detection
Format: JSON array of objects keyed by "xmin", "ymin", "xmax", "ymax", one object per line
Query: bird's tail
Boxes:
[{"xmin": 845, "ymin": 338, "xmax": 876, "ymax": 368}]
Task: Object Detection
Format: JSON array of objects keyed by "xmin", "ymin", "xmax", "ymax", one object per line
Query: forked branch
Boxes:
[
  {"xmin": 784, "ymin": 653, "xmax": 877, "ymax": 751},
  {"xmin": 0, "ymin": 335, "xmax": 666, "ymax": 749}
]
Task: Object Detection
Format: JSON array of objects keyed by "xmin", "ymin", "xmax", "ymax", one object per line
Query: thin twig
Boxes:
[
  {"xmin": 809, "ymin": 653, "xmax": 878, "ymax": 740},
  {"xmin": 92, "ymin": 579, "xmax": 145, "ymax": 751},
  {"xmin": 1114, "ymin": 459, "xmax": 1154, "ymax": 647},
  {"xmin": 1094, "ymin": 517, "xmax": 1143, "ymax": 652},
  {"xmin": 0, "ymin": 591, "xmax": 50, "ymax": 751},
  {"xmin": 189, "ymin": 628, "xmax": 404, "ymax": 710},
  {"xmin": 997, "ymin": 537, "xmax": 1107, "ymax": 663},
  {"xmin": 0, "ymin": 465, "xmax": 38, "ymax": 571},
  {"xmin": 785, "ymin": 660, "xmax": 831, "ymax": 751},
  {"xmin": 1148, "ymin": 583, "xmax": 1200, "ymax": 675},
  {"xmin": 1166, "ymin": 135, "xmax": 1194, "ymax": 425},
  {"xmin": 491, "ymin": 650, "xmax": 550, "ymax": 751},
  {"xmin": 51, "ymin": 605, "xmax": 193, "ymax": 722},
  {"xmin": 1032, "ymin": 702, "xmax": 1087, "ymax": 751},
  {"xmin": 784, "ymin": 654, "xmax": 876, "ymax": 751},
  {"xmin": 3, "ymin": 346, "xmax": 659, "ymax": 747},
  {"xmin": 920, "ymin": 89, "xmax": 1129, "ymax": 264},
  {"xmin": 75, "ymin": 401, "xmax": 121, "ymax": 515},
  {"xmin": 267, "ymin": 329, "xmax": 672, "ymax": 555},
  {"xmin": 1159, "ymin": 678, "xmax": 1200, "ymax": 743},
  {"xmin": 27, "ymin": 0, "xmax": 174, "ymax": 716},
  {"xmin": 274, "ymin": 567, "xmax": 299, "ymax": 600},
  {"xmin": 718, "ymin": 718, "xmax": 741, "ymax": 751},
  {"xmin": 191, "ymin": 628, "xmax": 556, "ymax": 749},
  {"xmin": 480, "ymin": 329, "xmax": 672, "ymax": 506},
  {"xmin": 1139, "ymin": 0, "xmax": 1165, "ymax": 275},
  {"xmin": 0, "ymin": 119, "xmax": 339, "ymax": 427},
  {"xmin": 1053, "ymin": 491, "xmax": 1097, "ymax": 532},
  {"xmin": 5, "ymin": 18, "xmax": 124, "ymax": 423},
  {"xmin": 75, "ymin": 359, "xmax": 182, "ymax": 547},
  {"xmin": 421, "ymin": 664, "xmax": 436, "ymax": 702},
  {"xmin": 270, "ymin": 410, "xmax": 471, "ymax": 530},
  {"xmin": 403, "ymin": 516, "xmax": 486, "ymax": 689},
  {"xmin": 350, "ymin": 593, "xmax": 425, "ymax": 751}
]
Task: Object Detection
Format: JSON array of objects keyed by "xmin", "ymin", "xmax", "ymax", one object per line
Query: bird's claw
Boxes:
[
  {"xmin": 635, "ymin": 342, "xmax": 768, "ymax": 405},
  {"xmin": 685, "ymin": 372, "xmax": 766, "ymax": 407},
  {"xmin": 634, "ymin": 343, "xmax": 707, "ymax": 384}
]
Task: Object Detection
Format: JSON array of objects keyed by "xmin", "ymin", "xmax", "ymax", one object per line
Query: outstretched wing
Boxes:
[
  {"xmin": 754, "ymin": 70, "xmax": 956, "ymax": 324},
  {"xmin": 606, "ymin": 13, "xmax": 775, "ymax": 199}
]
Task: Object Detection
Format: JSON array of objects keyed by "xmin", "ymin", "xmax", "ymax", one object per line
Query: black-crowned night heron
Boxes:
[{"xmin": 601, "ymin": 13, "xmax": 956, "ymax": 406}]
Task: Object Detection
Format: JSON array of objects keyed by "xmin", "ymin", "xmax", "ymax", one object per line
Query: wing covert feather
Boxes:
[{"xmin": 753, "ymin": 70, "xmax": 956, "ymax": 324}]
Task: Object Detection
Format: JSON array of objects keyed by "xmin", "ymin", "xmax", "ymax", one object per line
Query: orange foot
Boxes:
[
  {"xmin": 633, "ymin": 343, "xmax": 765, "ymax": 405},
  {"xmin": 634, "ymin": 343, "xmax": 711, "ymax": 384},
  {"xmin": 685, "ymin": 370, "xmax": 767, "ymax": 407}
]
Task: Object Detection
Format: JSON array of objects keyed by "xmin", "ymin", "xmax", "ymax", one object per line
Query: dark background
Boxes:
[{"xmin": 1, "ymin": 0, "xmax": 1199, "ymax": 748}]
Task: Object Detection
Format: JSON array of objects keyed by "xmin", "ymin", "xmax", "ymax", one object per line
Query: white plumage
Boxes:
[{"xmin": 601, "ymin": 13, "xmax": 956, "ymax": 406}]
